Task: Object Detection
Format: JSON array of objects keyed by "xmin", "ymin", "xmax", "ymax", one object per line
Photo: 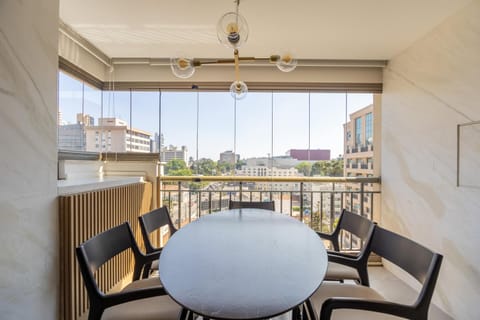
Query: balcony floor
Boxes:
[{"xmin": 367, "ymin": 266, "xmax": 451, "ymax": 319}]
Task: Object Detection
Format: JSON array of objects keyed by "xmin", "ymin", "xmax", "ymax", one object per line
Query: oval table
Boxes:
[{"xmin": 159, "ymin": 209, "xmax": 328, "ymax": 320}]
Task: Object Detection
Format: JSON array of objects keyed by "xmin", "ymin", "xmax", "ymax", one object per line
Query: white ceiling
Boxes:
[{"xmin": 59, "ymin": 0, "xmax": 471, "ymax": 60}]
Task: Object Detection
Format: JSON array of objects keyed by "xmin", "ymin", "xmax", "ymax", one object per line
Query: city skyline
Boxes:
[{"xmin": 59, "ymin": 72, "xmax": 372, "ymax": 161}]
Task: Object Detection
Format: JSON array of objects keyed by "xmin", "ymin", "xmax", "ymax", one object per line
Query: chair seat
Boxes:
[
  {"xmin": 151, "ymin": 259, "xmax": 159, "ymax": 270},
  {"xmin": 102, "ymin": 295, "xmax": 182, "ymax": 320},
  {"xmin": 122, "ymin": 277, "xmax": 162, "ymax": 292},
  {"xmin": 310, "ymin": 283, "xmax": 404, "ymax": 320},
  {"xmin": 324, "ymin": 261, "xmax": 360, "ymax": 282}
]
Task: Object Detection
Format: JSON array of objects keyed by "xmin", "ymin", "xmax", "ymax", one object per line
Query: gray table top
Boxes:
[{"xmin": 159, "ymin": 209, "xmax": 328, "ymax": 320}]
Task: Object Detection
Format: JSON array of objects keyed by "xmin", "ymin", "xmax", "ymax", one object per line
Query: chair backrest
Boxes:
[
  {"xmin": 371, "ymin": 226, "xmax": 443, "ymax": 312},
  {"xmin": 76, "ymin": 222, "xmax": 142, "ymax": 298},
  {"xmin": 331, "ymin": 209, "xmax": 375, "ymax": 252},
  {"xmin": 138, "ymin": 206, "xmax": 177, "ymax": 253},
  {"xmin": 229, "ymin": 200, "xmax": 275, "ymax": 211}
]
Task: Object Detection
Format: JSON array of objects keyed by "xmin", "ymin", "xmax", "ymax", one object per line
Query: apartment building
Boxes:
[
  {"xmin": 343, "ymin": 100, "xmax": 381, "ymax": 218},
  {"xmin": 85, "ymin": 117, "xmax": 152, "ymax": 153},
  {"xmin": 161, "ymin": 145, "xmax": 188, "ymax": 163}
]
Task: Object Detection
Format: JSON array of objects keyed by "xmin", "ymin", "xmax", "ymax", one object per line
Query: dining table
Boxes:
[{"xmin": 159, "ymin": 208, "xmax": 328, "ymax": 320}]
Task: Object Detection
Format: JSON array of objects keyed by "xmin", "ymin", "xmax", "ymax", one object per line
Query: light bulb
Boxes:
[
  {"xmin": 170, "ymin": 57, "xmax": 195, "ymax": 79},
  {"xmin": 217, "ymin": 12, "xmax": 249, "ymax": 49},
  {"xmin": 230, "ymin": 81, "xmax": 248, "ymax": 100},
  {"xmin": 276, "ymin": 54, "xmax": 297, "ymax": 72}
]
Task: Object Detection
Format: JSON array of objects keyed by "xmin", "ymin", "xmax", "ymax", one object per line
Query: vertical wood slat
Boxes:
[{"xmin": 59, "ymin": 182, "xmax": 153, "ymax": 320}]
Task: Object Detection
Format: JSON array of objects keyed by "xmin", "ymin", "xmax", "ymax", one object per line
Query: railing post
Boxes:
[
  {"xmin": 188, "ymin": 191, "xmax": 192, "ymax": 223},
  {"xmin": 208, "ymin": 191, "xmax": 212, "ymax": 214},
  {"xmin": 360, "ymin": 182, "xmax": 365, "ymax": 216},
  {"xmin": 239, "ymin": 181, "xmax": 243, "ymax": 201},
  {"xmin": 177, "ymin": 181, "xmax": 182, "ymax": 228},
  {"xmin": 329, "ymin": 183, "xmax": 335, "ymax": 232},
  {"xmin": 300, "ymin": 182, "xmax": 304, "ymax": 222}
]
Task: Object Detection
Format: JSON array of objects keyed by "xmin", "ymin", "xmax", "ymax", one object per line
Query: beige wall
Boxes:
[
  {"xmin": 0, "ymin": 0, "xmax": 59, "ymax": 318},
  {"xmin": 381, "ymin": 1, "xmax": 480, "ymax": 319}
]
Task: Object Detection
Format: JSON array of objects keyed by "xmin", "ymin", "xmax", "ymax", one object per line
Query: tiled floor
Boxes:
[{"xmin": 367, "ymin": 266, "xmax": 452, "ymax": 320}]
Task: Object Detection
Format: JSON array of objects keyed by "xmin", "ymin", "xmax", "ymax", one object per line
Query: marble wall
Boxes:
[
  {"xmin": 381, "ymin": 1, "xmax": 480, "ymax": 318},
  {"xmin": 0, "ymin": 0, "xmax": 59, "ymax": 318}
]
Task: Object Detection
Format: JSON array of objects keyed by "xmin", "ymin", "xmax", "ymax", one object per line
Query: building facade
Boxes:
[
  {"xmin": 287, "ymin": 149, "xmax": 331, "ymax": 161},
  {"xmin": 161, "ymin": 145, "xmax": 188, "ymax": 163},
  {"xmin": 219, "ymin": 150, "xmax": 239, "ymax": 164},
  {"xmin": 85, "ymin": 117, "xmax": 152, "ymax": 153},
  {"xmin": 343, "ymin": 101, "xmax": 381, "ymax": 218}
]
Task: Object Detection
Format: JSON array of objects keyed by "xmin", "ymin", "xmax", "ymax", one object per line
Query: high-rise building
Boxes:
[
  {"xmin": 161, "ymin": 145, "xmax": 188, "ymax": 163},
  {"xmin": 57, "ymin": 113, "xmax": 94, "ymax": 151},
  {"xmin": 76, "ymin": 113, "xmax": 94, "ymax": 126},
  {"xmin": 84, "ymin": 117, "xmax": 152, "ymax": 153},
  {"xmin": 219, "ymin": 150, "xmax": 239, "ymax": 164},
  {"xmin": 58, "ymin": 123, "xmax": 86, "ymax": 151},
  {"xmin": 343, "ymin": 100, "xmax": 381, "ymax": 218}
]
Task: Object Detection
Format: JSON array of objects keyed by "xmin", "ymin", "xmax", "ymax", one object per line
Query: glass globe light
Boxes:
[
  {"xmin": 217, "ymin": 12, "xmax": 249, "ymax": 49},
  {"xmin": 230, "ymin": 81, "xmax": 248, "ymax": 100},
  {"xmin": 170, "ymin": 57, "xmax": 195, "ymax": 79},
  {"xmin": 276, "ymin": 54, "xmax": 297, "ymax": 72}
]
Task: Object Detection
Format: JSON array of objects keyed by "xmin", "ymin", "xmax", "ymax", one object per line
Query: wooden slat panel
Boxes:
[{"xmin": 58, "ymin": 182, "xmax": 152, "ymax": 320}]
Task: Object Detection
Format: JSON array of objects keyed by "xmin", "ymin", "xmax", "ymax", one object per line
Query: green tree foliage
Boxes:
[
  {"xmin": 235, "ymin": 159, "xmax": 246, "ymax": 170},
  {"xmin": 295, "ymin": 162, "xmax": 312, "ymax": 176},
  {"xmin": 217, "ymin": 161, "xmax": 235, "ymax": 175},
  {"xmin": 191, "ymin": 158, "xmax": 217, "ymax": 175},
  {"xmin": 309, "ymin": 159, "xmax": 345, "ymax": 177},
  {"xmin": 164, "ymin": 159, "xmax": 192, "ymax": 176}
]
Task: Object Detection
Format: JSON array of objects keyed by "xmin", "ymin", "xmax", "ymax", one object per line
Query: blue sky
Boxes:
[{"xmin": 59, "ymin": 72, "xmax": 372, "ymax": 161}]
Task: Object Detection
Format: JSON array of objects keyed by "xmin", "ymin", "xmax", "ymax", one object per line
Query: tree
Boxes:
[
  {"xmin": 296, "ymin": 162, "xmax": 312, "ymax": 176},
  {"xmin": 235, "ymin": 159, "xmax": 246, "ymax": 170},
  {"xmin": 311, "ymin": 161, "xmax": 323, "ymax": 176},
  {"xmin": 191, "ymin": 158, "xmax": 217, "ymax": 175},
  {"xmin": 217, "ymin": 161, "xmax": 234, "ymax": 175},
  {"xmin": 164, "ymin": 159, "xmax": 191, "ymax": 176}
]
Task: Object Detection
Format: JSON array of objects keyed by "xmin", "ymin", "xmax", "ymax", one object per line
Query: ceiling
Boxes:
[{"xmin": 59, "ymin": 0, "xmax": 471, "ymax": 61}]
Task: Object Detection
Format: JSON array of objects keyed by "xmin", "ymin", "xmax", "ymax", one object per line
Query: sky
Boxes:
[{"xmin": 59, "ymin": 72, "xmax": 372, "ymax": 161}]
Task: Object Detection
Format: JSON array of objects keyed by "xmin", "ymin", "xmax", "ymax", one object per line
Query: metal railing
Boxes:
[{"xmin": 159, "ymin": 175, "xmax": 381, "ymax": 250}]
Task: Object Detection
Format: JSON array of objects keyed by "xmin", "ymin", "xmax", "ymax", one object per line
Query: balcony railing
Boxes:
[{"xmin": 159, "ymin": 175, "xmax": 381, "ymax": 251}]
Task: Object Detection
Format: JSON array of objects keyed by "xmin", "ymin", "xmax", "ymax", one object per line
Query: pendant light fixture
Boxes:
[{"xmin": 170, "ymin": 0, "xmax": 297, "ymax": 100}]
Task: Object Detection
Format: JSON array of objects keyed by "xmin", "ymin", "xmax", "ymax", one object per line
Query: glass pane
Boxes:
[
  {"xmin": 132, "ymin": 91, "xmax": 160, "ymax": 153},
  {"xmin": 273, "ymin": 92, "xmax": 309, "ymax": 157},
  {"xmin": 236, "ymin": 92, "xmax": 272, "ymax": 160},
  {"xmin": 83, "ymin": 84, "xmax": 102, "ymax": 126},
  {"xmin": 161, "ymin": 92, "xmax": 197, "ymax": 165},
  {"xmin": 198, "ymin": 92, "xmax": 234, "ymax": 173},
  {"xmin": 58, "ymin": 71, "xmax": 84, "ymax": 151},
  {"xmin": 310, "ymin": 93, "xmax": 346, "ymax": 161}
]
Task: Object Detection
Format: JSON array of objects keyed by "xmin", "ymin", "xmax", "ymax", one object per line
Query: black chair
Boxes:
[
  {"xmin": 317, "ymin": 209, "xmax": 375, "ymax": 286},
  {"xmin": 138, "ymin": 206, "xmax": 177, "ymax": 277},
  {"xmin": 76, "ymin": 222, "xmax": 182, "ymax": 320},
  {"xmin": 228, "ymin": 200, "xmax": 275, "ymax": 211},
  {"xmin": 309, "ymin": 226, "xmax": 443, "ymax": 320}
]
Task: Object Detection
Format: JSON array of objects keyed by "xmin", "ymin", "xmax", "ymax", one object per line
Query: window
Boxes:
[
  {"xmin": 355, "ymin": 117, "xmax": 362, "ymax": 146},
  {"xmin": 58, "ymin": 70, "xmax": 377, "ymax": 175},
  {"xmin": 365, "ymin": 112, "xmax": 373, "ymax": 145}
]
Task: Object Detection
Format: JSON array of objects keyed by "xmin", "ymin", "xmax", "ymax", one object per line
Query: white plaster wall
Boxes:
[
  {"xmin": 381, "ymin": 1, "xmax": 480, "ymax": 319},
  {"xmin": 0, "ymin": 0, "xmax": 59, "ymax": 318}
]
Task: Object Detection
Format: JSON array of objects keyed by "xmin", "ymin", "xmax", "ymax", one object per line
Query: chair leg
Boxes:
[
  {"xmin": 305, "ymin": 299, "xmax": 317, "ymax": 320},
  {"xmin": 178, "ymin": 308, "xmax": 189, "ymax": 320},
  {"xmin": 292, "ymin": 305, "xmax": 301, "ymax": 320}
]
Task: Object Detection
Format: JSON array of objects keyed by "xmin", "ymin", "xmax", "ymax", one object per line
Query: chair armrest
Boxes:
[
  {"xmin": 327, "ymin": 253, "xmax": 362, "ymax": 269},
  {"xmin": 103, "ymin": 286, "xmax": 168, "ymax": 308},
  {"xmin": 326, "ymin": 250, "xmax": 358, "ymax": 258},
  {"xmin": 319, "ymin": 297, "xmax": 415, "ymax": 320},
  {"xmin": 137, "ymin": 250, "xmax": 162, "ymax": 265},
  {"xmin": 317, "ymin": 231, "xmax": 335, "ymax": 241}
]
